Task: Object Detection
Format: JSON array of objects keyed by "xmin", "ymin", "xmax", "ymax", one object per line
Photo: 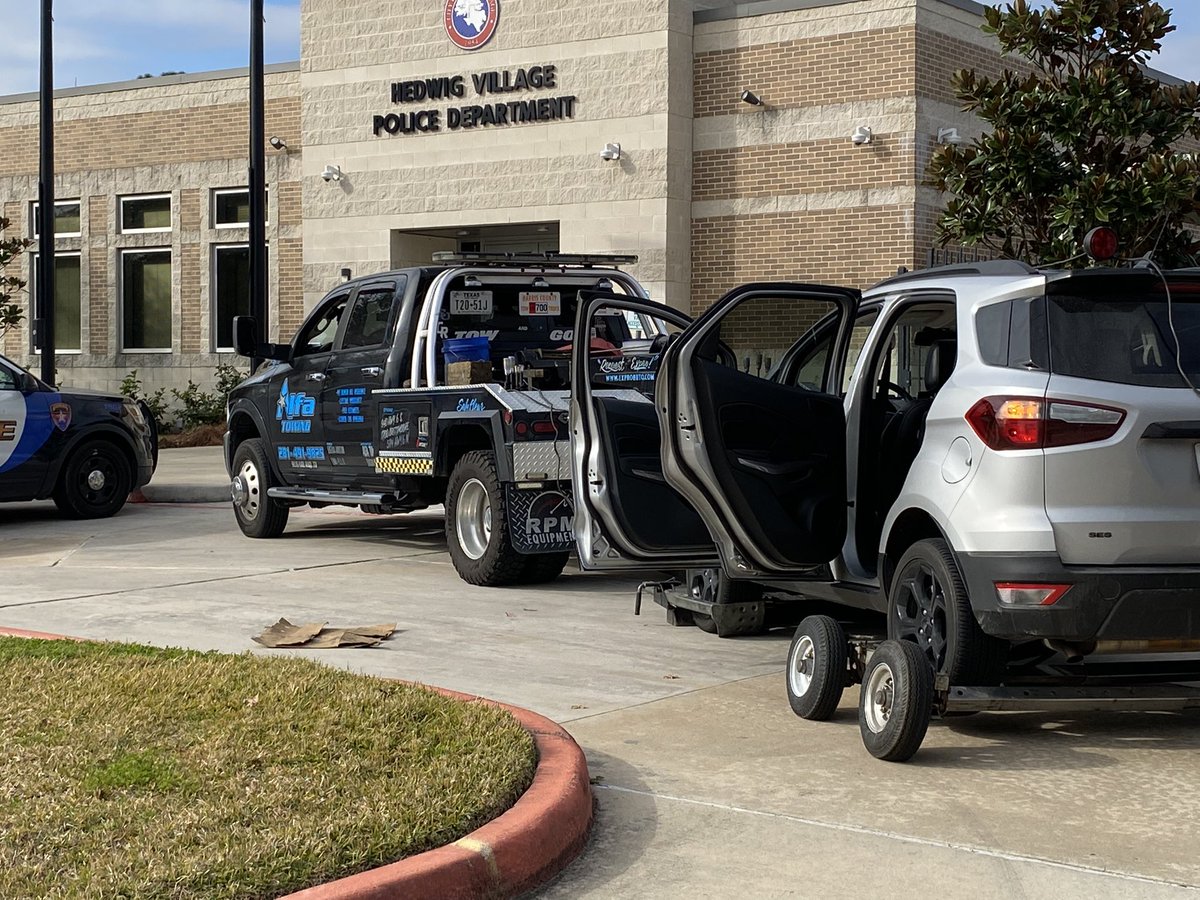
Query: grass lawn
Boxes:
[{"xmin": 0, "ymin": 638, "xmax": 537, "ymax": 899}]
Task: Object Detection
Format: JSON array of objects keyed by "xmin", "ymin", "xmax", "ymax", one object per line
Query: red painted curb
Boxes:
[
  {"xmin": 0, "ymin": 627, "xmax": 83, "ymax": 641},
  {"xmin": 0, "ymin": 628, "xmax": 593, "ymax": 900}
]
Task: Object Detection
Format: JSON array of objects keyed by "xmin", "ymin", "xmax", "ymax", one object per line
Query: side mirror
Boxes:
[{"xmin": 234, "ymin": 316, "xmax": 292, "ymax": 362}]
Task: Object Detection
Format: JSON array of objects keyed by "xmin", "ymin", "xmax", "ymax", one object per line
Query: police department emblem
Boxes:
[{"xmin": 444, "ymin": 0, "xmax": 498, "ymax": 51}]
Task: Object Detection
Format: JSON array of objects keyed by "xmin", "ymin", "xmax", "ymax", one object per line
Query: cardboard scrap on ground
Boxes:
[{"xmin": 253, "ymin": 618, "xmax": 396, "ymax": 649}]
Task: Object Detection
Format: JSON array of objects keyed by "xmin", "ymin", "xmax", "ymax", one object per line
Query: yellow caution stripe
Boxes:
[{"xmin": 374, "ymin": 456, "xmax": 434, "ymax": 475}]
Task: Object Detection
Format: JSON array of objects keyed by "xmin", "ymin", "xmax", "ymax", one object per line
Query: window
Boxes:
[
  {"xmin": 707, "ymin": 292, "xmax": 843, "ymax": 383},
  {"xmin": 29, "ymin": 253, "xmax": 82, "ymax": 352},
  {"xmin": 121, "ymin": 249, "xmax": 172, "ymax": 351},
  {"xmin": 213, "ymin": 188, "xmax": 268, "ymax": 228},
  {"xmin": 0, "ymin": 363, "xmax": 17, "ymax": 391},
  {"xmin": 120, "ymin": 195, "xmax": 172, "ymax": 233},
  {"xmin": 870, "ymin": 304, "xmax": 957, "ymax": 400},
  {"xmin": 31, "ymin": 200, "xmax": 81, "ymax": 238},
  {"xmin": 295, "ymin": 293, "xmax": 350, "ymax": 357},
  {"xmin": 341, "ymin": 285, "xmax": 399, "ymax": 350},
  {"xmin": 212, "ymin": 244, "xmax": 268, "ymax": 351}
]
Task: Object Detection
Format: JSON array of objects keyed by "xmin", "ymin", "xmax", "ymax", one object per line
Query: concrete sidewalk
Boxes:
[{"xmin": 136, "ymin": 445, "xmax": 229, "ymax": 503}]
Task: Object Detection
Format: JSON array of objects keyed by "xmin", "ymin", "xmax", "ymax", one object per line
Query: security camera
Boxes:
[
  {"xmin": 851, "ymin": 126, "xmax": 873, "ymax": 146},
  {"xmin": 269, "ymin": 136, "xmax": 287, "ymax": 151},
  {"xmin": 740, "ymin": 89, "xmax": 763, "ymax": 106},
  {"xmin": 599, "ymin": 142, "xmax": 621, "ymax": 162},
  {"xmin": 321, "ymin": 164, "xmax": 342, "ymax": 182}
]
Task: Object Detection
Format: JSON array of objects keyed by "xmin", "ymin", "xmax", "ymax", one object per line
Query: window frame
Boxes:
[
  {"xmin": 119, "ymin": 247, "xmax": 174, "ymax": 353},
  {"xmin": 212, "ymin": 187, "xmax": 269, "ymax": 230},
  {"xmin": 119, "ymin": 193, "xmax": 173, "ymax": 235},
  {"xmin": 28, "ymin": 250, "xmax": 84, "ymax": 355},
  {"xmin": 30, "ymin": 199, "xmax": 82, "ymax": 239}
]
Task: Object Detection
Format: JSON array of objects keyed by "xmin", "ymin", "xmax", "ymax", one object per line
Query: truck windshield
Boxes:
[{"xmin": 1046, "ymin": 279, "xmax": 1200, "ymax": 388}]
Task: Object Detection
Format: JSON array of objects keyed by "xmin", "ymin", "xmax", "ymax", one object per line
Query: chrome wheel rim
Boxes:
[
  {"xmin": 236, "ymin": 459, "xmax": 261, "ymax": 521},
  {"xmin": 863, "ymin": 661, "xmax": 895, "ymax": 734},
  {"xmin": 788, "ymin": 634, "xmax": 816, "ymax": 698},
  {"xmin": 456, "ymin": 478, "xmax": 492, "ymax": 561}
]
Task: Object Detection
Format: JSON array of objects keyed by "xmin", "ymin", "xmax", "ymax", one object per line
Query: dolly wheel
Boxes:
[
  {"xmin": 858, "ymin": 640, "xmax": 933, "ymax": 762},
  {"xmin": 785, "ymin": 616, "xmax": 848, "ymax": 721}
]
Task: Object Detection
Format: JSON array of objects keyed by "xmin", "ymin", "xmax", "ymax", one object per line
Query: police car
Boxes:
[{"xmin": 0, "ymin": 353, "xmax": 156, "ymax": 518}]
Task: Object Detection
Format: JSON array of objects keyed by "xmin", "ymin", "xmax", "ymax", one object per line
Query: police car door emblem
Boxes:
[
  {"xmin": 50, "ymin": 402, "xmax": 72, "ymax": 432},
  {"xmin": 444, "ymin": 0, "xmax": 498, "ymax": 51}
]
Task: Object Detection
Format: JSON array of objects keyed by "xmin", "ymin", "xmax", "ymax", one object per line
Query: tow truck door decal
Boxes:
[{"xmin": 0, "ymin": 392, "xmax": 56, "ymax": 474}]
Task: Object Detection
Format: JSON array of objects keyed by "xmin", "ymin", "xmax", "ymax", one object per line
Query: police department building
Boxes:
[{"xmin": 0, "ymin": 0, "xmax": 1026, "ymax": 390}]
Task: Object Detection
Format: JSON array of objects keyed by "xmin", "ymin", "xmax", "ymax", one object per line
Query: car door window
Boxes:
[
  {"xmin": 295, "ymin": 293, "xmax": 350, "ymax": 357},
  {"xmin": 0, "ymin": 365, "xmax": 17, "ymax": 392},
  {"xmin": 871, "ymin": 305, "xmax": 957, "ymax": 402},
  {"xmin": 341, "ymin": 286, "xmax": 398, "ymax": 350}
]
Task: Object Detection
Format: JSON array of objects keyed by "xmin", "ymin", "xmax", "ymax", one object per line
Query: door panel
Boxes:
[
  {"xmin": 660, "ymin": 283, "xmax": 860, "ymax": 577},
  {"xmin": 569, "ymin": 292, "xmax": 718, "ymax": 570}
]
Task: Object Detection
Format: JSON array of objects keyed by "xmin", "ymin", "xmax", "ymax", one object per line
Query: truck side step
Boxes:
[{"xmin": 266, "ymin": 487, "xmax": 388, "ymax": 506}]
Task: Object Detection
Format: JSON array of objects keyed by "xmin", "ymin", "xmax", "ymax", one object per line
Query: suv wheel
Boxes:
[
  {"xmin": 53, "ymin": 440, "xmax": 132, "ymax": 519},
  {"xmin": 446, "ymin": 451, "xmax": 527, "ymax": 586},
  {"xmin": 887, "ymin": 538, "xmax": 1007, "ymax": 686},
  {"xmin": 231, "ymin": 439, "xmax": 289, "ymax": 538}
]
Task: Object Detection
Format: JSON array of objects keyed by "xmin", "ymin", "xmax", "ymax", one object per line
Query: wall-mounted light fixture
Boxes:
[
  {"xmin": 341, "ymin": 267, "xmax": 353, "ymax": 282},
  {"xmin": 851, "ymin": 126, "xmax": 873, "ymax": 146},
  {"xmin": 321, "ymin": 164, "xmax": 343, "ymax": 182},
  {"xmin": 937, "ymin": 127, "xmax": 962, "ymax": 145},
  {"xmin": 599, "ymin": 142, "xmax": 621, "ymax": 161},
  {"xmin": 268, "ymin": 136, "xmax": 287, "ymax": 151},
  {"xmin": 740, "ymin": 89, "xmax": 763, "ymax": 106}
]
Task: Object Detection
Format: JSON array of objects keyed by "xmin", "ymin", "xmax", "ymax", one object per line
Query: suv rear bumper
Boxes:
[{"xmin": 958, "ymin": 552, "xmax": 1200, "ymax": 642}]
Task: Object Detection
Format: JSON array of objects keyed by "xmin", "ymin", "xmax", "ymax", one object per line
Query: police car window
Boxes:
[
  {"xmin": 0, "ymin": 365, "xmax": 16, "ymax": 391},
  {"xmin": 296, "ymin": 293, "xmax": 349, "ymax": 356},
  {"xmin": 341, "ymin": 285, "xmax": 399, "ymax": 350}
]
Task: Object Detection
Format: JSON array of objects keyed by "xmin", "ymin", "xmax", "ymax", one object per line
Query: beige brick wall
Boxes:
[{"xmin": 276, "ymin": 237, "xmax": 305, "ymax": 338}]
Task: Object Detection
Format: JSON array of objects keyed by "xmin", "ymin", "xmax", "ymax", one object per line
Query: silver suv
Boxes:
[{"xmin": 568, "ymin": 262, "xmax": 1200, "ymax": 690}]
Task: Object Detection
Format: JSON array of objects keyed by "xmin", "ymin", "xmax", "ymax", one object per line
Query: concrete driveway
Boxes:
[{"xmin": 2, "ymin": 493, "xmax": 1199, "ymax": 898}]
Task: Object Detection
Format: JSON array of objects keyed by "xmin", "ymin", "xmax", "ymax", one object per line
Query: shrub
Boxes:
[{"xmin": 120, "ymin": 370, "xmax": 172, "ymax": 432}]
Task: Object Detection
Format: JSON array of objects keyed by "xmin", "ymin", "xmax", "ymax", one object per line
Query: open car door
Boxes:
[
  {"xmin": 569, "ymin": 293, "xmax": 722, "ymax": 570},
  {"xmin": 659, "ymin": 282, "xmax": 861, "ymax": 578}
]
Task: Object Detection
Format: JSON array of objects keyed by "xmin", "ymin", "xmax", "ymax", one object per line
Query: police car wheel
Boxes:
[
  {"xmin": 53, "ymin": 439, "xmax": 133, "ymax": 520},
  {"xmin": 446, "ymin": 450, "xmax": 527, "ymax": 586},
  {"xmin": 231, "ymin": 438, "xmax": 289, "ymax": 539}
]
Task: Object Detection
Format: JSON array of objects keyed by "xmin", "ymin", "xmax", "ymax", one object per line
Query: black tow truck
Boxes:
[{"xmin": 225, "ymin": 252, "xmax": 662, "ymax": 586}]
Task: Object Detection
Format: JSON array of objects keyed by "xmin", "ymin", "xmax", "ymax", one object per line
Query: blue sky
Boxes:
[{"xmin": 2, "ymin": 1, "xmax": 1200, "ymax": 96}]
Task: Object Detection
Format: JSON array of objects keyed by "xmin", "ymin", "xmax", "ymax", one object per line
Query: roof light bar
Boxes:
[{"xmin": 431, "ymin": 251, "xmax": 639, "ymax": 268}]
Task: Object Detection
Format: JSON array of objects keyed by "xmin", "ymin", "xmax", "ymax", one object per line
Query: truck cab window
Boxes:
[
  {"xmin": 342, "ymin": 287, "xmax": 397, "ymax": 350},
  {"xmin": 296, "ymin": 294, "xmax": 349, "ymax": 356}
]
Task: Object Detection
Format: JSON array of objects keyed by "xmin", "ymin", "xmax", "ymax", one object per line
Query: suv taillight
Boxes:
[{"xmin": 965, "ymin": 397, "xmax": 1126, "ymax": 451}]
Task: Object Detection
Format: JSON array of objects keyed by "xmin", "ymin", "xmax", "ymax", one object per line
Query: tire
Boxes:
[
  {"xmin": 231, "ymin": 439, "xmax": 289, "ymax": 539},
  {"xmin": 887, "ymin": 538, "xmax": 1008, "ymax": 686},
  {"xmin": 786, "ymin": 615, "xmax": 848, "ymax": 721},
  {"xmin": 521, "ymin": 552, "xmax": 570, "ymax": 584},
  {"xmin": 858, "ymin": 639, "xmax": 933, "ymax": 762},
  {"xmin": 687, "ymin": 568, "xmax": 766, "ymax": 637},
  {"xmin": 445, "ymin": 451, "xmax": 527, "ymax": 587},
  {"xmin": 52, "ymin": 440, "xmax": 133, "ymax": 519}
]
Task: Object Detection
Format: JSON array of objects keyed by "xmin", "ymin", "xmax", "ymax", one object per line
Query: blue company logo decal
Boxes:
[
  {"xmin": 276, "ymin": 378, "xmax": 316, "ymax": 434},
  {"xmin": 337, "ymin": 386, "xmax": 367, "ymax": 424},
  {"xmin": 444, "ymin": 0, "xmax": 498, "ymax": 51},
  {"xmin": 456, "ymin": 397, "xmax": 487, "ymax": 412}
]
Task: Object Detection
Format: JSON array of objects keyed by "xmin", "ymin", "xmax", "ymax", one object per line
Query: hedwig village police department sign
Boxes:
[
  {"xmin": 444, "ymin": 0, "xmax": 499, "ymax": 51},
  {"xmin": 373, "ymin": 64, "xmax": 577, "ymax": 136}
]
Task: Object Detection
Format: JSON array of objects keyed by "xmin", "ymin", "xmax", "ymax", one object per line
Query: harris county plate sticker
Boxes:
[
  {"xmin": 519, "ymin": 292, "xmax": 561, "ymax": 316},
  {"xmin": 444, "ymin": 0, "xmax": 499, "ymax": 51}
]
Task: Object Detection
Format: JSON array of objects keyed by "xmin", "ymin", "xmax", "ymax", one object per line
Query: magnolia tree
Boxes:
[
  {"xmin": 0, "ymin": 217, "xmax": 32, "ymax": 343},
  {"xmin": 927, "ymin": 0, "xmax": 1200, "ymax": 266}
]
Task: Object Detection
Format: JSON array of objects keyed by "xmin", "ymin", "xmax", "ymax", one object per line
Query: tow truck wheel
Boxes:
[
  {"xmin": 52, "ymin": 439, "xmax": 133, "ymax": 519},
  {"xmin": 786, "ymin": 616, "xmax": 848, "ymax": 721},
  {"xmin": 858, "ymin": 639, "xmax": 933, "ymax": 762},
  {"xmin": 231, "ymin": 439, "xmax": 289, "ymax": 539},
  {"xmin": 522, "ymin": 552, "xmax": 570, "ymax": 584},
  {"xmin": 446, "ymin": 451, "xmax": 527, "ymax": 586}
]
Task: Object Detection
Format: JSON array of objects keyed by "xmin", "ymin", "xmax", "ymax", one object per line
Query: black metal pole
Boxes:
[
  {"xmin": 248, "ymin": 0, "xmax": 267, "ymax": 371},
  {"xmin": 37, "ymin": 0, "xmax": 56, "ymax": 386}
]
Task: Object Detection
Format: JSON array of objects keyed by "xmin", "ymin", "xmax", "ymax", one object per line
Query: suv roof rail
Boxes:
[
  {"xmin": 431, "ymin": 251, "xmax": 639, "ymax": 268},
  {"xmin": 872, "ymin": 259, "xmax": 1039, "ymax": 289}
]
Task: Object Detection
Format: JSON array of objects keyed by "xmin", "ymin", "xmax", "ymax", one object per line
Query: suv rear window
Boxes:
[{"xmin": 1046, "ymin": 279, "xmax": 1200, "ymax": 387}]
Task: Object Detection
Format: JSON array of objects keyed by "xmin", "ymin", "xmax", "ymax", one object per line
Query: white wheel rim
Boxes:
[
  {"xmin": 456, "ymin": 478, "xmax": 492, "ymax": 560},
  {"xmin": 236, "ymin": 459, "xmax": 261, "ymax": 521},
  {"xmin": 863, "ymin": 661, "xmax": 895, "ymax": 734},
  {"xmin": 788, "ymin": 635, "xmax": 816, "ymax": 698}
]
